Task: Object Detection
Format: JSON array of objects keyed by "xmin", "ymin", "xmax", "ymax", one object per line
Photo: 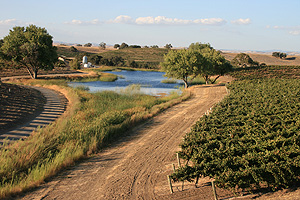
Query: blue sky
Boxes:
[{"xmin": 0, "ymin": 0, "xmax": 299, "ymax": 51}]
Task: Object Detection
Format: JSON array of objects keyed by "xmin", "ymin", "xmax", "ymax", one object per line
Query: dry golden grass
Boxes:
[
  {"xmin": 54, "ymin": 44, "xmax": 116, "ymax": 54},
  {"xmin": 222, "ymin": 52, "xmax": 300, "ymax": 66}
]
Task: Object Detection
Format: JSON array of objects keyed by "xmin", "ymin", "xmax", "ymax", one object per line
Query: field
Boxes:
[{"xmin": 171, "ymin": 66, "xmax": 300, "ymax": 198}]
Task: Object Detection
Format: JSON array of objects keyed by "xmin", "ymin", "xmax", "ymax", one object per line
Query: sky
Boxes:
[{"xmin": 0, "ymin": 0, "xmax": 299, "ymax": 52}]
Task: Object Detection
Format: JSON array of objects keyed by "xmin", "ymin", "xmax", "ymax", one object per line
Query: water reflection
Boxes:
[{"xmin": 68, "ymin": 70, "xmax": 182, "ymax": 96}]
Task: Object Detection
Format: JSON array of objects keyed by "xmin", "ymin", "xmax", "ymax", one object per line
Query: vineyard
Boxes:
[{"xmin": 171, "ymin": 66, "xmax": 300, "ymax": 191}]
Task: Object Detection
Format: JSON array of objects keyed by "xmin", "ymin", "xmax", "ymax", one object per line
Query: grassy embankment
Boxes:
[{"xmin": 0, "ymin": 77, "xmax": 191, "ymax": 199}]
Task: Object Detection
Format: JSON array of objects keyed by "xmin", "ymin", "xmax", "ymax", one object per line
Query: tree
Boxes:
[
  {"xmin": 129, "ymin": 45, "xmax": 141, "ymax": 48},
  {"xmin": 70, "ymin": 46, "xmax": 78, "ymax": 52},
  {"xmin": 161, "ymin": 49, "xmax": 205, "ymax": 88},
  {"xmin": 164, "ymin": 44, "xmax": 172, "ymax": 49},
  {"xmin": 231, "ymin": 53, "xmax": 258, "ymax": 67},
  {"xmin": 280, "ymin": 52, "xmax": 287, "ymax": 59},
  {"xmin": 199, "ymin": 48, "xmax": 232, "ymax": 84},
  {"xmin": 114, "ymin": 44, "xmax": 120, "ymax": 49},
  {"xmin": 189, "ymin": 42, "xmax": 213, "ymax": 51},
  {"xmin": 69, "ymin": 58, "xmax": 80, "ymax": 70},
  {"xmin": 119, "ymin": 42, "xmax": 128, "ymax": 49},
  {"xmin": 84, "ymin": 43, "xmax": 92, "ymax": 47},
  {"xmin": 1, "ymin": 25, "xmax": 57, "ymax": 79},
  {"xmin": 188, "ymin": 44, "xmax": 232, "ymax": 84},
  {"xmin": 89, "ymin": 55, "xmax": 102, "ymax": 65},
  {"xmin": 151, "ymin": 45, "xmax": 159, "ymax": 48},
  {"xmin": 272, "ymin": 51, "xmax": 287, "ymax": 59},
  {"xmin": 99, "ymin": 42, "xmax": 106, "ymax": 50}
]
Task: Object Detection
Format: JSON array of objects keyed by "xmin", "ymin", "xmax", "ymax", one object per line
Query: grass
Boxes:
[
  {"xmin": 189, "ymin": 76, "xmax": 206, "ymax": 85},
  {"xmin": 99, "ymin": 48, "xmax": 169, "ymax": 64},
  {"xmin": 161, "ymin": 78, "xmax": 178, "ymax": 84},
  {"xmin": 0, "ymin": 78, "xmax": 191, "ymax": 199},
  {"xmin": 64, "ymin": 71, "xmax": 118, "ymax": 82}
]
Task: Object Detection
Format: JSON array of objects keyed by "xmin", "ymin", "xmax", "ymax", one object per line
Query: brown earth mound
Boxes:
[{"xmin": 0, "ymin": 83, "xmax": 46, "ymax": 133}]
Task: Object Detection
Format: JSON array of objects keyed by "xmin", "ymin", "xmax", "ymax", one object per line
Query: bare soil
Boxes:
[{"xmin": 0, "ymin": 83, "xmax": 46, "ymax": 134}]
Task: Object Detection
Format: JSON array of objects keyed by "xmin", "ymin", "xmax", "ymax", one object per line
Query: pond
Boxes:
[{"xmin": 68, "ymin": 70, "xmax": 182, "ymax": 96}]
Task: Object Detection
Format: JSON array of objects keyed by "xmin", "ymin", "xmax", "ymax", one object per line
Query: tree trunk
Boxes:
[
  {"xmin": 204, "ymin": 75, "xmax": 209, "ymax": 84},
  {"xmin": 210, "ymin": 75, "xmax": 220, "ymax": 84},
  {"xmin": 183, "ymin": 80, "xmax": 189, "ymax": 88},
  {"xmin": 33, "ymin": 69, "xmax": 38, "ymax": 79},
  {"xmin": 25, "ymin": 67, "xmax": 35, "ymax": 79},
  {"xmin": 183, "ymin": 77, "xmax": 189, "ymax": 88}
]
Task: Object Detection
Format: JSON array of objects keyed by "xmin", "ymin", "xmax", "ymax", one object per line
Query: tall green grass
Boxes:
[{"xmin": 0, "ymin": 81, "xmax": 191, "ymax": 198}]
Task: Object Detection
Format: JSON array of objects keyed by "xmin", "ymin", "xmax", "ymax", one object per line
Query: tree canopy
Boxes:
[
  {"xmin": 119, "ymin": 42, "xmax": 129, "ymax": 49},
  {"xmin": 84, "ymin": 43, "xmax": 92, "ymax": 47},
  {"xmin": 231, "ymin": 53, "xmax": 259, "ymax": 67},
  {"xmin": 161, "ymin": 43, "xmax": 232, "ymax": 87},
  {"xmin": 1, "ymin": 25, "xmax": 57, "ymax": 79},
  {"xmin": 272, "ymin": 51, "xmax": 287, "ymax": 59},
  {"xmin": 199, "ymin": 47, "xmax": 232, "ymax": 84},
  {"xmin": 99, "ymin": 42, "xmax": 106, "ymax": 50},
  {"xmin": 164, "ymin": 44, "xmax": 172, "ymax": 49},
  {"xmin": 161, "ymin": 49, "xmax": 206, "ymax": 88}
]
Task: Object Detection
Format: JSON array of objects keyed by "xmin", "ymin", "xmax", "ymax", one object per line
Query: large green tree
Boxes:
[
  {"xmin": 199, "ymin": 48, "xmax": 232, "ymax": 84},
  {"xmin": 188, "ymin": 43, "xmax": 232, "ymax": 84},
  {"xmin": 1, "ymin": 25, "xmax": 57, "ymax": 79},
  {"xmin": 161, "ymin": 49, "xmax": 206, "ymax": 88}
]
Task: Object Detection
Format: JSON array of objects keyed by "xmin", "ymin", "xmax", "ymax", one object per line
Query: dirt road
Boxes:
[{"xmin": 20, "ymin": 84, "xmax": 230, "ymax": 200}]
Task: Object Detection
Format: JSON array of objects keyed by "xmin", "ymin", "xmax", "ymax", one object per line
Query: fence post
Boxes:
[
  {"xmin": 167, "ymin": 175, "xmax": 173, "ymax": 194},
  {"xmin": 211, "ymin": 181, "xmax": 218, "ymax": 200},
  {"xmin": 172, "ymin": 163, "xmax": 176, "ymax": 172},
  {"xmin": 176, "ymin": 153, "xmax": 181, "ymax": 168}
]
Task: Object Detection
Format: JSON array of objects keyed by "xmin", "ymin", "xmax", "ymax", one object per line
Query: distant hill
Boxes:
[
  {"xmin": 222, "ymin": 52, "xmax": 300, "ymax": 66},
  {"xmin": 55, "ymin": 44, "xmax": 300, "ymax": 67}
]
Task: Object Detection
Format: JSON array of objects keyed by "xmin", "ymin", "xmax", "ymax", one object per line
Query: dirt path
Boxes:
[{"xmin": 19, "ymin": 84, "xmax": 232, "ymax": 200}]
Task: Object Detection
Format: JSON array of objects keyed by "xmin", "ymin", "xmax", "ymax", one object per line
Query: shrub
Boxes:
[
  {"xmin": 119, "ymin": 43, "xmax": 128, "ymax": 49},
  {"xmin": 70, "ymin": 46, "xmax": 78, "ymax": 52},
  {"xmin": 69, "ymin": 58, "xmax": 80, "ymax": 70},
  {"xmin": 231, "ymin": 53, "xmax": 259, "ymax": 67}
]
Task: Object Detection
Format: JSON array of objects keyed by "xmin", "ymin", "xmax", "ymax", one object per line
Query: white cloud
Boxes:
[
  {"xmin": 269, "ymin": 25, "xmax": 300, "ymax": 36},
  {"xmin": 231, "ymin": 18, "xmax": 251, "ymax": 25},
  {"xmin": 65, "ymin": 15, "xmax": 227, "ymax": 26},
  {"xmin": 289, "ymin": 30, "xmax": 300, "ymax": 35},
  {"xmin": 0, "ymin": 19, "xmax": 20, "ymax": 25},
  {"xmin": 194, "ymin": 18, "xmax": 226, "ymax": 25},
  {"xmin": 65, "ymin": 19, "xmax": 101, "ymax": 25},
  {"xmin": 135, "ymin": 16, "xmax": 192, "ymax": 25},
  {"xmin": 110, "ymin": 15, "xmax": 134, "ymax": 24},
  {"xmin": 111, "ymin": 15, "xmax": 226, "ymax": 26}
]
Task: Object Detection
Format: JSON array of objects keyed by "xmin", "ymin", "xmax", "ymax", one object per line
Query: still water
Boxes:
[{"xmin": 69, "ymin": 70, "xmax": 182, "ymax": 96}]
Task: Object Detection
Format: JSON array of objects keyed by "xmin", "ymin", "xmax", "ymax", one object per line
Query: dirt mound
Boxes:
[{"xmin": 0, "ymin": 83, "xmax": 46, "ymax": 133}]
